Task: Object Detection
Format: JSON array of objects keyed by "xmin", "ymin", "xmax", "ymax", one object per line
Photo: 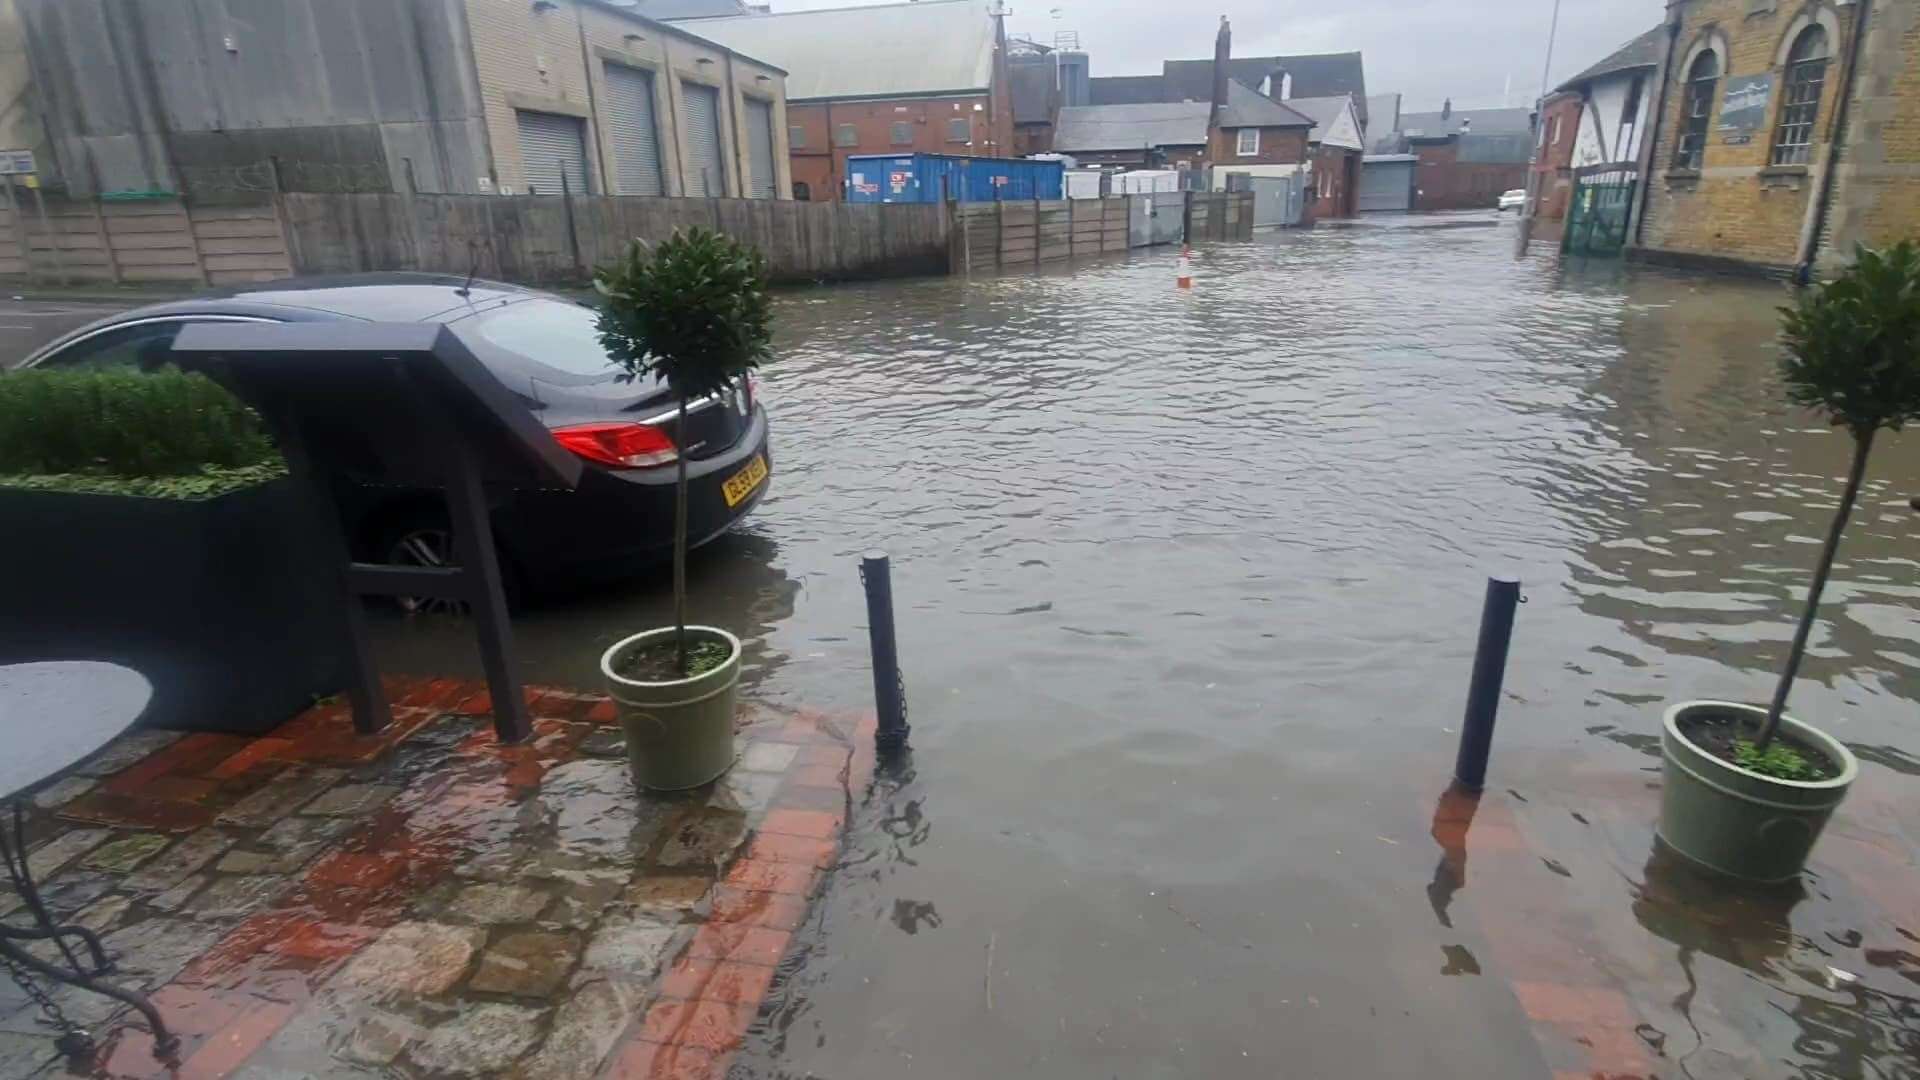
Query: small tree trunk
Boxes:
[
  {"xmin": 1760, "ymin": 428, "xmax": 1875, "ymax": 749},
  {"xmin": 674, "ymin": 396, "xmax": 690, "ymax": 676}
]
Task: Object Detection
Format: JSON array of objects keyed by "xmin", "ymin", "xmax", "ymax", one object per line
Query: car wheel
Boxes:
[{"xmin": 370, "ymin": 509, "xmax": 522, "ymax": 615}]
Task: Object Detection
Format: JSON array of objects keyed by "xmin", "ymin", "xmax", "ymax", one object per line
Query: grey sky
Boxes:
[{"xmin": 768, "ymin": 0, "xmax": 1666, "ymax": 113}]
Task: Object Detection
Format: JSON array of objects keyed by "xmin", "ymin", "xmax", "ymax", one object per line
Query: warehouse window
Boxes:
[
  {"xmin": 1236, "ymin": 128, "xmax": 1259, "ymax": 156},
  {"xmin": 1673, "ymin": 50, "xmax": 1719, "ymax": 171},
  {"xmin": 834, "ymin": 123, "xmax": 858, "ymax": 147},
  {"xmin": 789, "ymin": 125, "xmax": 806, "ymax": 149},
  {"xmin": 1771, "ymin": 26, "xmax": 1829, "ymax": 166},
  {"xmin": 890, "ymin": 121, "xmax": 913, "ymax": 145},
  {"xmin": 947, "ymin": 118, "xmax": 970, "ymax": 143}
]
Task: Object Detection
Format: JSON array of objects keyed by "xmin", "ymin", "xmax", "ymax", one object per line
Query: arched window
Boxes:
[
  {"xmin": 1771, "ymin": 26, "xmax": 1830, "ymax": 166},
  {"xmin": 1674, "ymin": 50, "xmax": 1719, "ymax": 171}
]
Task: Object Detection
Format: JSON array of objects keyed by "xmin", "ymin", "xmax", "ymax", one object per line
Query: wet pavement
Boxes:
[
  {"xmin": 375, "ymin": 215, "xmax": 1918, "ymax": 1078},
  {"xmin": 0, "ymin": 679, "xmax": 875, "ymax": 1078}
]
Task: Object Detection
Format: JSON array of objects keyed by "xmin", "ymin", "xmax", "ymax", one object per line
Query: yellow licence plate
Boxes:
[{"xmin": 722, "ymin": 455, "xmax": 768, "ymax": 508}]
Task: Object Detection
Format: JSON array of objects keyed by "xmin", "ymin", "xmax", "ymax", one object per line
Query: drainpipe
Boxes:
[
  {"xmin": 1795, "ymin": 0, "xmax": 1873, "ymax": 284},
  {"xmin": 1629, "ymin": 11, "xmax": 1683, "ymax": 248},
  {"xmin": 723, "ymin": 50, "xmax": 743, "ymax": 197},
  {"xmin": 574, "ymin": 1, "xmax": 608, "ymax": 194}
]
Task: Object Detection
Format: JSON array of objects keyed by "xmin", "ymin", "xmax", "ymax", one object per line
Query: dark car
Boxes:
[{"xmin": 18, "ymin": 273, "xmax": 771, "ymax": 606}]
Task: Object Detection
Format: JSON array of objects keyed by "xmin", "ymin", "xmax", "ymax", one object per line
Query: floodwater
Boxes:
[{"xmin": 376, "ymin": 215, "xmax": 1920, "ymax": 1078}]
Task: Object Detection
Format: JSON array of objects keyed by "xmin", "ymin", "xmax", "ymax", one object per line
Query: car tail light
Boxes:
[{"xmin": 551, "ymin": 422, "xmax": 678, "ymax": 468}]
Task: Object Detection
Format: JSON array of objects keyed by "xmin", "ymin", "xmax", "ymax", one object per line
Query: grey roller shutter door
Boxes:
[
  {"xmin": 516, "ymin": 110, "xmax": 588, "ymax": 196},
  {"xmin": 745, "ymin": 99, "xmax": 776, "ymax": 199},
  {"xmin": 604, "ymin": 65, "xmax": 665, "ymax": 196},
  {"xmin": 681, "ymin": 83, "xmax": 725, "ymax": 197},
  {"xmin": 1357, "ymin": 160, "xmax": 1412, "ymax": 212}
]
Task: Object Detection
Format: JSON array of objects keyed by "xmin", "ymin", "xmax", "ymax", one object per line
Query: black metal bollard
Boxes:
[
  {"xmin": 861, "ymin": 552, "xmax": 910, "ymax": 751},
  {"xmin": 1454, "ymin": 576, "xmax": 1521, "ymax": 792}
]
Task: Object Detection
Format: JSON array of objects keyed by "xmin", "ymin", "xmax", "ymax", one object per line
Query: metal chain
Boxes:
[{"xmin": 0, "ymin": 946, "xmax": 78, "ymax": 1035}]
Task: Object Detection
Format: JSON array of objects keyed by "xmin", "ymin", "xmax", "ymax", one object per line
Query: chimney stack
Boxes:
[
  {"xmin": 1442, "ymin": 98, "xmax": 1452, "ymax": 121},
  {"xmin": 1210, "ymin": 16, "xmax": 1231, "ymax": 132}
]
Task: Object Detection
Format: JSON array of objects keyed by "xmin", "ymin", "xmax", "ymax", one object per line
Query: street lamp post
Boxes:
[{"xmin": 1517, "ymin": 0, "xmax": 1565, "ymax": 253}]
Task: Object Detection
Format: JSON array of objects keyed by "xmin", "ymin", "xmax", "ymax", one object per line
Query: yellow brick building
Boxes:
[{"xmin": 1634, "ymin": 0, "xmax": 1920, "ymax": 277}]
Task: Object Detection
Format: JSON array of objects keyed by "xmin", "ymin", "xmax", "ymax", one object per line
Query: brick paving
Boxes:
[
  {"xmin": 0, "ymin": 677, "xmax": 875, "ymax": 1079},
  {"xmin": 1433, "ymin": 748, "xmax": 1920, "ymax": 1080}
]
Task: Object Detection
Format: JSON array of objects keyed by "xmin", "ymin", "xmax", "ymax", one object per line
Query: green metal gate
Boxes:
[{"xmin": 1563, "ymin": 165, "xmax": 1637, "ymax": 257}]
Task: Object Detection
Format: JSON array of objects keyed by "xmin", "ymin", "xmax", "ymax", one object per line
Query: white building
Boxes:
[{"xmin": 1560, "ymin": 25, "xmax": 1664, "ymax": 171}]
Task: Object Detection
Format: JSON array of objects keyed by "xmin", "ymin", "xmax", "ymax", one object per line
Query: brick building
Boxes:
[
  {"xmin": 1057, "ymin": 18, "xmax": 1315, "ymax": 188},
  {"xmin": 1530, "ymin": 25, "xmax": 1664, "ymax": 248},
  {"xmin": 676, "ymin": 0, "xmax": 1011, "ymax": 201},
  {"xmin": 18, "ymin": 0, "xmax": 790, "ymax": 200},
  {"xmin": 1634, "ymin": 0, "xmax": 1920, "ymax": 279},
  {"xmin": 1288, "ymin": 94, "xmax": 1366, "ymax": 219},
  {"xmin": 1530, "ymin": 92, "xmax": 1585, "ymax": 236}
]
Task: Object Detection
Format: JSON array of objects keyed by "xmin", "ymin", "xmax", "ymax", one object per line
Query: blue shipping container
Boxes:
[{"xmin": 844, "ymin": 154, "xmax": 1064, "ymax": 204}]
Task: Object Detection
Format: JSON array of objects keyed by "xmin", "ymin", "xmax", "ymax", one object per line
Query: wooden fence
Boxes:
[
  {"xmin": 0, "ymin": 184, "xmax": 290, "ymax": 287},
  {"xmin": 1, "ymin": 186, "xmax": 1255, "ymax": 288},
  {"xmin": 954, "ymin": 197, "xmax": 1130, "ymax": 273},
  {"xmin": 278, "ymin": 192, "xmax": 952, "ymax": 286}
]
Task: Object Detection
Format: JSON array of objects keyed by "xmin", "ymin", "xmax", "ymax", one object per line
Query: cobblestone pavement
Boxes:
[{"xmin": 0, "ymin": 677, "xmax": 874, "ymax": 1079}]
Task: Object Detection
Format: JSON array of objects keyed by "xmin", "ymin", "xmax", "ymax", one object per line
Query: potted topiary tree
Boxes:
[
  {"xmin": 1659, "ymin": 242, "xmax": 1920, "ymax": 882},
  {"xmin": 593, "ymin": 227, "xmax": 772, "ymax": 791}
]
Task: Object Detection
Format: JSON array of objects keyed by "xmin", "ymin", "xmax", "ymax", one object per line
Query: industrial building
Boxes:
[
  {"xmin": 14, "ymin": 0, "xmax": 791, "ymax": 200},
  {"xmin": 671, "ymin": 0, "xmax": 1011, "ymax": 202}
]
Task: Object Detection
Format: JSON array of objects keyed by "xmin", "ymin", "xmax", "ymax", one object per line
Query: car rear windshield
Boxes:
[{"xmin": 463, "ymin": 299, "xmax": 628, "ymax": 385}]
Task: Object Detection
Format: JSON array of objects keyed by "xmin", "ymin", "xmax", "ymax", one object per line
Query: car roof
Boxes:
[
  {"xmin": 20, "ymin": 273, "xmax": 559, "ymax": 368},
  {"xmin": 178, "ymin": 272, "xmax": 545, "ymax": 320}
]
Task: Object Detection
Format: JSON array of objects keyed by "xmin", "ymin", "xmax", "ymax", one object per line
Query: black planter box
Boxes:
[{"xmin": 0, "ymin": 479, "xmax": 346, "ymax": 734}]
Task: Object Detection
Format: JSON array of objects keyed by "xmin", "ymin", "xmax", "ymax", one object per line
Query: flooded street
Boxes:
[{"xmin": 376, "ymin": 215, "xmax": 1919, "ymax": 1078}]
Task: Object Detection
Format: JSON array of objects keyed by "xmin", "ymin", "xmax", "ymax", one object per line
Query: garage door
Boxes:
[
  {"xmin": 604, "ymin": 64, "xmax": 664, "ymax": 196},
  {"xmin": 681, "ymin": 82, "xmax": 725, "ymax": 197},
  {"xmin": 1357, "ymin": 158, "xmax": 1413, "ymax": 212},
  {"xmin": 516, "ymin": 110, "xmax": 589, "ymax": 196},
  {"xmin": 744, "ymin": 99, "xmax": 776, "ymax": 199}
]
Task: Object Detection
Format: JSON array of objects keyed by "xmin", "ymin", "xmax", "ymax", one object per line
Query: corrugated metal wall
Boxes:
[
  {"xmin": 604, "ymin": 65, "xmax": 665, "ymax": 197},
  {"xmin": 680, "ymin": 84, "xmax": 725, "ymax": 197},
  {"xmin": 19, "ymin": 0, "xmax": 492, "ymax": 197}
]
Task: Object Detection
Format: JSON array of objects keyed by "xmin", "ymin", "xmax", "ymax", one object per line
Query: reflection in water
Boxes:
[
  {"xmin": 370, "ymin": 531, "xmax": 801, "ymax": 694},
  {"xmin": 1427, "ymin": 783, "xmax": 1479, "ymax": 929},
  {"xmin": 1633, "ymin": 842, "xmax": 1920, "ymax": 1079}
]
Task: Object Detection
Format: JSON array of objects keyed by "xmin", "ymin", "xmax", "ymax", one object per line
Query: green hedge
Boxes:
[{"xmin": 0, "ymin": 368, "xmax": 283, "ymax": 498}]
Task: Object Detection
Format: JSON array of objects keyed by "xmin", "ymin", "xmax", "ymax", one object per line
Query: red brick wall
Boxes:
[
  {"xmin": 1311, "ymin": 145, "xmax": 1361, "ymax": 219},
  {"xmin": 787, "ymin": 95, "xmax": 995, "ymax": 200},
  {"xmin": 1531, "ymin": 94, "xmax": 1582, "ymax": 225},
  {"xmin": 1412, "ymin": 140, "xmax": 1528, "ymax": 211},
  {"xmin": 1208, "ymin": 126, "xmax": 1310, "ymax": 166}
]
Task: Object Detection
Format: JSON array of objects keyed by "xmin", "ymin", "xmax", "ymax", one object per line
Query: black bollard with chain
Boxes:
[{"xmin": 860, "ymin": 553, "xmax": 910, "ymax": 752}]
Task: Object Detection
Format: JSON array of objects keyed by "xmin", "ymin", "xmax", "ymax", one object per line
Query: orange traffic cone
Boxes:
[{"xmin": 1176, "ymin": 247, "xmax": 1193, "ymax": 290}]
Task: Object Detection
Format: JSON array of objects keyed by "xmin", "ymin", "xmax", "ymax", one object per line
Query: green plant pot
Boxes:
[
  {"xmin": 1657, "ymin": 701, "xmax": 1858, "ymax": 883},
  {"xmin": 600, "ymin": 626, "xmax": 741, "ymax": 792}
]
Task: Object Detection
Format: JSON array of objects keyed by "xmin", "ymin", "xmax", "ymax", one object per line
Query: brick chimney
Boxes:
[
  {"xmin": 1442, "ymin": 98, "xmax": 1452, "ymax": 122},
  {"xmin": 1209, "ymin": 16, "xmax": 1231, "ymax": 131}
]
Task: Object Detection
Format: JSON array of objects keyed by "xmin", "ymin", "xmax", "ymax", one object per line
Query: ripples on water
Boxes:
[{"xmin": 381, "ymin": 216, "xmax": 1917, "ymax": 1077}]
